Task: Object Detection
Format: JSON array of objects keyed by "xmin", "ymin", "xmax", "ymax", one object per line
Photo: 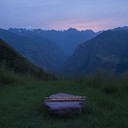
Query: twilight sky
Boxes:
[{"xmin": 0, "ymin": 0, "xmax": 128, "ymax": 31}]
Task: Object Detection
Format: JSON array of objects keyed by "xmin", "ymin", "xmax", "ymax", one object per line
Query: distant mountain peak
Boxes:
[
  {"xmin": 111, "ymin": 26, "xmax": 128, "ymax": 31},
  {"xmin": 66, "ymin": 28, "xmax": 79, "ymax": 32},
  {"xmin": 64, "ymin": 28, "xmax": 128, "ymax": 77}
]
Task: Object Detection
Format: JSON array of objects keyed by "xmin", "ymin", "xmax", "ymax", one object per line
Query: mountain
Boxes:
[
  {"xmin": 0, "ymin": 29, "xmax": 67, "ymax": 73},
  {"xmin": 111, "ymin": 26, "xmax": 128, "ymax": 31},
  {"xmin": 8, "ymin": 28, "xmax": 97, "ymax": 56},
  {"xmin": 0, "ymin": 39, "xmax": 55, "ymax": 79},
  {"xmin": 64, "ymin": 27, "xmax": 128, "ymax": 77}
]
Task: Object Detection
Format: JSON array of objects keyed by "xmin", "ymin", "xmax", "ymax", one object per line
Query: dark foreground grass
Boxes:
[{"xmin": 0, "ymin": 74, "xmax": 128, "ymax": 128}]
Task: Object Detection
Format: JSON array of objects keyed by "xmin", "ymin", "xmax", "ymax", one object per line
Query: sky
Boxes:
[{"xmin": 0, "ymin": 0, "xmax": 128, "ymax": 31}]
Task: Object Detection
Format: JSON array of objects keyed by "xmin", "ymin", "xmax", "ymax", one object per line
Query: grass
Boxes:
[{"xmin": 0, "ymin": 70, "xmax": 128, "ymax": 128}]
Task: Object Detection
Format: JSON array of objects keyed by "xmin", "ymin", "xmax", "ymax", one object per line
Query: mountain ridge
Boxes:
[
  {"xmin": 64, "ymin": 28, "xmax": 128, "ymax": 77},
  {"xmin": 8, "ymin": 28, "xmax": 97, "ymax": 55},
  {"xmin": 0, "ymin": 39, "xmax": 55, "ymax": 79},
  {"xmin": 0, "ymin": 29, "xmax": 67, "ymax": 73}
]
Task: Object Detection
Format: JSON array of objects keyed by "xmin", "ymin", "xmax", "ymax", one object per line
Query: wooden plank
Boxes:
[{"xmin": 44, "ymin": 96, "xmax": 86, "ymax": 102}]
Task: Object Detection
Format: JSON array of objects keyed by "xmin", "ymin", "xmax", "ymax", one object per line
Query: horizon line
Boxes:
[{"xmin": 0, "ymin": 25, "xmax": 127, "ymax": 32}]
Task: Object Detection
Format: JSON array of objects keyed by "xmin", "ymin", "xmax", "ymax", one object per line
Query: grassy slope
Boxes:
[
  {"xmin": 0, "ymin": 71, "xmax": 128, "ymax": 128},
  {"xmin": 0, "ymin": 39, "xmax": 55, "ymax": 80}
]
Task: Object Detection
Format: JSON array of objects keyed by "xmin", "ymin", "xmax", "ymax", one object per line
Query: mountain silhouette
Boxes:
[
  {"xmin": 0, "ymin": 39, "xmax": 55, "ymax": 79},
  {"xmin": 0, "ymin": 29, "xmax": 67, "ymax": 73},
  {"xmin": 64, "ymin": 27, "xmax": 128, "ymax": 76},
  {"xmin": 8, "ymin": 28, "xmax": 97, "ymax": 56}
]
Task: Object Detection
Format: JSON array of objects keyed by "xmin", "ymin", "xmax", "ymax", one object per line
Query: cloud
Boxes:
[
  {"xmin": 45, "ymin": 19, "xmax": 110, "ymax": 31},
  {"xmin": 0, "ymin": 0, "xmax": 128, "ymax": 30}
]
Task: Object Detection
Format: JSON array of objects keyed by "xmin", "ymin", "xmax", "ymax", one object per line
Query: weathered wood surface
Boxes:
[{"xmin": 44, "ymin": 93, "xmax": 86, "ymax": 116}]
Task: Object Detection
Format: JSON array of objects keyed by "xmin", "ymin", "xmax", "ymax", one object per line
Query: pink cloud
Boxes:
[{"xmin": 46, "ymin": 19, "xmax": 113, "ymax": 31}]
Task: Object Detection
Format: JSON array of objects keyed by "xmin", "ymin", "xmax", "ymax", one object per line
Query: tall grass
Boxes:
[
  {"xmin": 0, "ymin": 65, "xmax": 19, "ymax": 85},
  {"xmin": 0, "ymin": 64, "xmax": 36, "ymax": 85}
]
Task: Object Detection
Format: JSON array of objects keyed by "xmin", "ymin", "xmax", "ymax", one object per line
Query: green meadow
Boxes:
[{"xmin": 0, "ymin": 68, "xmax": 128, "ymax": 128}]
